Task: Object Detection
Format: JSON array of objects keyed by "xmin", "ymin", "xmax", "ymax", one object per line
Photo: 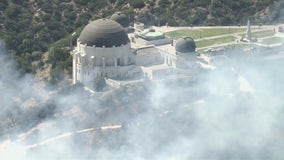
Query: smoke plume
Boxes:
[{"xmin": 0, "ymin": 39, "xmax": 284, "ymax": 159}]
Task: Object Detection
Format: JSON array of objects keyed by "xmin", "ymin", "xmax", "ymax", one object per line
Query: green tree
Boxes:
[
  {"xmin": 0, "ymin": 0, "xmax": 8, "ymax": 10},
  {"xmin": 4, "ymin": 4, "xmax": 21, "ymax": 19},
  {"xmin": 130, "ymin": 0, "xmax": 145, "ymax": 9}
]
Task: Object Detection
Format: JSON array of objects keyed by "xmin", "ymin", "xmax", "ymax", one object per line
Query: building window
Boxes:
[
  {"xmin": 128, "ymin": 57, "xmax": 131, "ymax": 64},
  {"xmin": 117, "ymin": 58, "xmax": 120, "ymax": 66},
  {"xmin": 169, "ymin": 59, "xmax": 172, "ymax": 66}
]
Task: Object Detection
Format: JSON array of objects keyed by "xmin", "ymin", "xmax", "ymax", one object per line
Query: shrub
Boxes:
[{"xmin": 130, "ymin": 0, "xmax": 145, "ymax": 9}]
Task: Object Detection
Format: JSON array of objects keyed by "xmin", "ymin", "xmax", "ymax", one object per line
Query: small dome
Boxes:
[
  {"xmin": 110, "ymin": 12, "xmax": 130, "ymax": 28},
  {"xmin": 78, "ymin": 19, "xmax": 130, "ymax": 47},
  {"xmin": 175, "ymin": 37, "xmax": 196, "ymax": 53}
]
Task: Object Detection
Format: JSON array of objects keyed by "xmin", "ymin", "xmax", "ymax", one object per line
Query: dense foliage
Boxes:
[{"xmin": 0, "ymin": 0, "xmax": 282, "ymax": 82}]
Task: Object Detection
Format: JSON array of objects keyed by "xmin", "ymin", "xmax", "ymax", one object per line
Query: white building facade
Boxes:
[{"xmin": 71, "ymin": 19, "xmax": 137, "ymax": 87}]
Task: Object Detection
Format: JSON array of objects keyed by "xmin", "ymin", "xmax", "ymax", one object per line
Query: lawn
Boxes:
[
  {"xmin": 260, "ymin": 37, "xmax": 284, "ymax": 45},
  {"xmin": 165, "ymin": 28, "xmax": 246, "ymax": 39},
  {"xmin": 239, "ymin": 30, "xmax": 275, "ymax": 38},
  {"xmin": 196, "ymin": 36, "xmax": 236, "ymax": 48},
  {"xmin": 252, "ymin": 30, "xmax": 275, "ymax": 38}
]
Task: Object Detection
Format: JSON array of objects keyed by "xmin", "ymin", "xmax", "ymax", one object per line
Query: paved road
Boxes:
[{"xmin": 23, "ymin": 125, "xmax": 122, "ymax": 150}]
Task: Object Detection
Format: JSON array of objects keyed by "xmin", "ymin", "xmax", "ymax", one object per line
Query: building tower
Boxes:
[
  {"xmin": 110, "ymin": 12, "xmax": 130, "ymax": 31},
  {"xmin": 175, "ymin": 37, "xmax": 197, "ymax": 69}
]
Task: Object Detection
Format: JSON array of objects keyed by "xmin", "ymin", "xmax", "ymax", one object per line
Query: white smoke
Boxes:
[{"xmin": 0, "ymin": 38, "xmax": 284, "ymax": 159}]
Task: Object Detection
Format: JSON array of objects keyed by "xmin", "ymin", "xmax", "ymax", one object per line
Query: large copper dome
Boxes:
[{"xmin": 78, "ymin": 19, "xmax": 130, "ymax": 47}]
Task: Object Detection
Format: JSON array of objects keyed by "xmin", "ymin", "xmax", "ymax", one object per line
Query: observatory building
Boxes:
[
  {"xmin": 71, "ymin": 18, "xmax": 135, "ymax": 86},
  {"xmin": 71, "ymin": 13, "xmax": 207, "ymax": 88}
]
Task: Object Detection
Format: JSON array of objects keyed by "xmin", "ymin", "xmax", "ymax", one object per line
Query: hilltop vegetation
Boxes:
[{"xmin": 0, "ymin": 0, "xmax": 283, "ymax": 82}]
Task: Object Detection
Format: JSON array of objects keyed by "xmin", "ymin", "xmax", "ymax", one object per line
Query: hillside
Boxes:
[
  {"xmin": 0, "ymin": 0, "xmax": 283, "ymax": 82},
  {"xmin": 1, "ymin": 1, "xmax": 284, "ymax": 158}
]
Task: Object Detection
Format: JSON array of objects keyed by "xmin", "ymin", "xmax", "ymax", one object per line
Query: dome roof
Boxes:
[
  {"xmin": 110, "ymin": 12, "xmax": 130, "ymax": 28},
  {"xmin": 175, "ymin": 37, "xmax": 196, "ymax": 53},
  {"xmin": 78, "ymin": 19, "xmax": 130, "ymax": 47}
]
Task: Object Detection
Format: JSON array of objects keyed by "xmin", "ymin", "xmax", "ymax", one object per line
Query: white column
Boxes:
[
  {"xmin": 102, "ymin": 57, "xmax": 105, "ymax": 68},
  {"xmin": 114, "ymin": 58, "xmax": 117, "ymax": 67},
  {"xmin": 72, "ymin": 53, "xmax": 77, "ymax": 84}
]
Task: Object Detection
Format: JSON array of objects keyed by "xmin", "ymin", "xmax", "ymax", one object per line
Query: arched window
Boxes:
[
  {"xmin": 128, "ymin": 57, "xmax": 131, "ymax": 64},
  {"xmin": 117, "ymin": 58, "xmax": 120, "ymax": 66}
]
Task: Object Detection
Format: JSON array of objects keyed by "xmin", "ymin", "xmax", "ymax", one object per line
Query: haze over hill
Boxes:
[{"xmin": 1, "ymin": 38, "xmax": 284, "ymax": 159}]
